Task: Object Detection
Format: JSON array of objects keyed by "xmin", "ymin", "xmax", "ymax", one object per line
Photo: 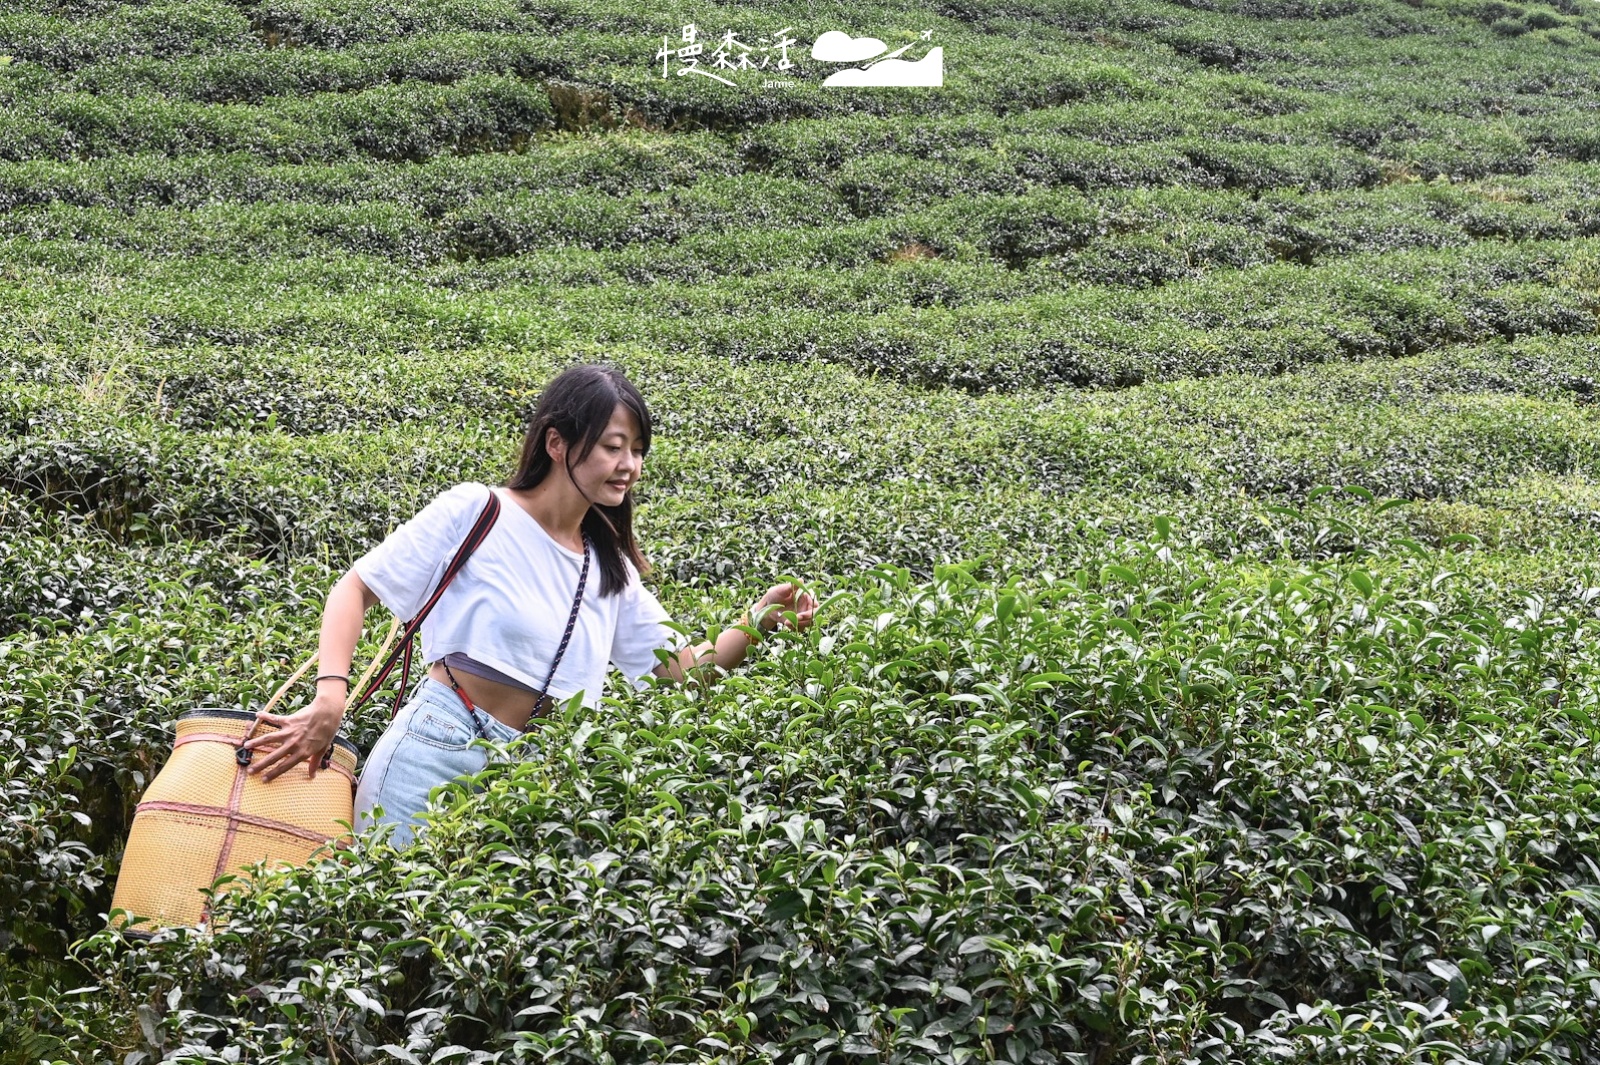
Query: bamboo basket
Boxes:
[{"xmin": 110, "ymin": 620, "xmax": 400, "ymax": 932}]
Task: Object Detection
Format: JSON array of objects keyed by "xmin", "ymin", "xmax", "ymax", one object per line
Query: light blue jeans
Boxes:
[{"xmin": 354, "ymin": 676, "xmax": 527, "ymax": 847}]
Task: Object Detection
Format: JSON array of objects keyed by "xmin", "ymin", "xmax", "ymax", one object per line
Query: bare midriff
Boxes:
[{"xmin": 427, "ymin": 662, "xmax": 552, "ymax": 732}]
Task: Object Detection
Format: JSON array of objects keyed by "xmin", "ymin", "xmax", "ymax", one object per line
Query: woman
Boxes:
[{"xmin": 241, "ymin": 364, "xmax": 818, "ymax": 844}]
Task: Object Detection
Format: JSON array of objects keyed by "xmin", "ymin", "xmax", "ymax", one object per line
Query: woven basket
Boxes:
[
  {"xmin": 110, "ymin": 622, "xmax": 401, "ymax": 933},
  {"xmin": 110, "ymin": 711, "xmax": 361, "ymax": 932}
]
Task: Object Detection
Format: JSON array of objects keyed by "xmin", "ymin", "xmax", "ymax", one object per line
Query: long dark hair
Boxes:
[{"xmin": 506, "ymin": 364, "xmax": 653, "ymax": 598}]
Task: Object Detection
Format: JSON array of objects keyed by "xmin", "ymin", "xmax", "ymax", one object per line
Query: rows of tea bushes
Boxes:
[
  {"xmin": 30, "ymin": 549, "xmax": 1600, "ymax": 1062},
  {"xmin": 4, "ymin": 470, "xmax": 1597, "ymax": 1002},
  {"xmin": 2, "ymin": 117, "xmax": 1598, "ymax": 223},
  {"xmin": 0, "ymin": 1, "xmax": 1595, "ymax": 162},
  {"xmin": 1415, "ymin": 0, "xmax": 1600, "ymax": 40},
  {"xmin": 10, "ymin": 324, "xmax": 1600, "ymax": 1035},
  {"xmin": 13, "ymin": 405, "xmax": 1600, "ymax": 1060},
  {"xmin": 6, "ymin": 0, "xmax": 1600, "ymax": 1059},
  {"xmin": 0, "ymin": 73, "xmax": 558, "ymax": 164},
  {"xmin": 11, "ymin": 161, "xmax": 1596, "ymax": 268},
  {"xmin": 3, "ymin": 170, "xmax": 1587, "ymax": 273},
  {"xmin": 66, "ymin": 33, "xmax": 569, "ymax": 103},
  {"xmin": 2, "ymin": 235, "xmax": 1593, "ymax": 393},
  {"xmin": 23, "ymin": 59, "xmax": 1583, "ymax": 180},
  {"xmin": 2, "ymin": 109, "xmax": 1595, "ymax": 223},
  {"xmin": 7, "ymin": 333, "xmax": 1600, "ymax": 566},
  {"xmin": 0, "ymin": 36, "xmax": 1149, "ymax": 157}
]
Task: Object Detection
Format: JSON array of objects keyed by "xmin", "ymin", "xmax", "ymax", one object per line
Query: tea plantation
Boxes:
[{"xmin": 3, "ymin": 0, "xmax": 1600, "ymax": 1061}]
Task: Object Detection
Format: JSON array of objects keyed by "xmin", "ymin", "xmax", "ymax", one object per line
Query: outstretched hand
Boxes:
[{"xmin": 752, "ymin": 582, "xmax": 818, "ymax": 634}]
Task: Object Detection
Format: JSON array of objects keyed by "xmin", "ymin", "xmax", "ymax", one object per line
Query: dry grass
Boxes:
[
  {"xmin": 887, "ymin": 241, "xmax": 940, "ymax": 263},
  {"xmin": 1376, "ymin": 159, "xmax": 1425, "ymax": 185},
  {"xmin": 546, "ymin": 82, "xmax": 621, "ymax": 132}
]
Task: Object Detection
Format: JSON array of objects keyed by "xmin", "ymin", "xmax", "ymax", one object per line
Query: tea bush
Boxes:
[
  {"xmin": 0, "ymin": 138, "xmax": 750, "ymax": 213},
  {"xmin": 1, "ymin": 74, "xmax": 554, "ymax": 163},
  {"xmin": 243, "ymin": 0, "xmax": 533, "ymax": 49},
  {"xmin": 444, "ymin": 175, "xmax": 851, "ymax": 259},
  {"xmin": 50, "ymin": 555, "xmax": 1600, "ymax": 1062},
  {"xmin": 0, "ymin": 4, "xmax": 257, "ymax": 70},
  {"xmin": 67, "ymin": 33, "xmax": 569, "ymax": 104}
]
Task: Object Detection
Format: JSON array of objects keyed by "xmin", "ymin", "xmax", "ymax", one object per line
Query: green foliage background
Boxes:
[{"xmin": 2, "ymin": 0, "xmax": 1600, "ymax": 1061}]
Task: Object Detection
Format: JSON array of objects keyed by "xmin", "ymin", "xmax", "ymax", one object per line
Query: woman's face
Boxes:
[{"xmin": 561, "ymin": 403, "xmax": 645, "ymax": 506}]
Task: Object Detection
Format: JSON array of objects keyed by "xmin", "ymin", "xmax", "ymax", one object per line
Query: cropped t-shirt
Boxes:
[{"xmin": 351, "ymin": 482, "xmax": 688, "ymax": 709}]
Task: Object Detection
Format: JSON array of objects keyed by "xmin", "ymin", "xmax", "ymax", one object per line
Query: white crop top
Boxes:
[{"xmin": 351, "ymin": 481, "xmax": 688, "ymax": 709}]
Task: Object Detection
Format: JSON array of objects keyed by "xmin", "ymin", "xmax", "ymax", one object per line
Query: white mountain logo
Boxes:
[{"xmin": 810, "ymin": 30, "xmax": 944, "ymax": 87}]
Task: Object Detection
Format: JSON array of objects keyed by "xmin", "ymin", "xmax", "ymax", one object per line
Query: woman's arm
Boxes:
[
  {"xmin": 243, "ymin": 569, "xmax": 379, "ymax": 782},
  {"xmin": 653, "ymin": 582, "xmax": 817, "ymax": 686}
]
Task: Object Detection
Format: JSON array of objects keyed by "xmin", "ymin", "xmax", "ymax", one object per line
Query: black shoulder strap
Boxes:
[
  {"xmin": 349, "ymin": 488, "xmax": 502, "ymax": 719},
  {"xmin": 530, "ymin": 529, "xmax": 590, "ymax": 719}
]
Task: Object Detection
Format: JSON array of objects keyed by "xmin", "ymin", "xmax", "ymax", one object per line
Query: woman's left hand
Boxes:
[{"xmin": 753, "ymin": 583, "xmax": 818, "ymax": 634}]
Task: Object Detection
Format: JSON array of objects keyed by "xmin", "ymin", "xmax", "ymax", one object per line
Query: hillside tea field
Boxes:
[{"xmin": 3, "ymin": 0, "xmax": 1600, "ymax": 1061}]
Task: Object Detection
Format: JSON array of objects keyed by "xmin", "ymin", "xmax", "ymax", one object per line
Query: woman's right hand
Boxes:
[{"xmin": 242, "ymin": 689, "xmax": 347, "ymax": 783}]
